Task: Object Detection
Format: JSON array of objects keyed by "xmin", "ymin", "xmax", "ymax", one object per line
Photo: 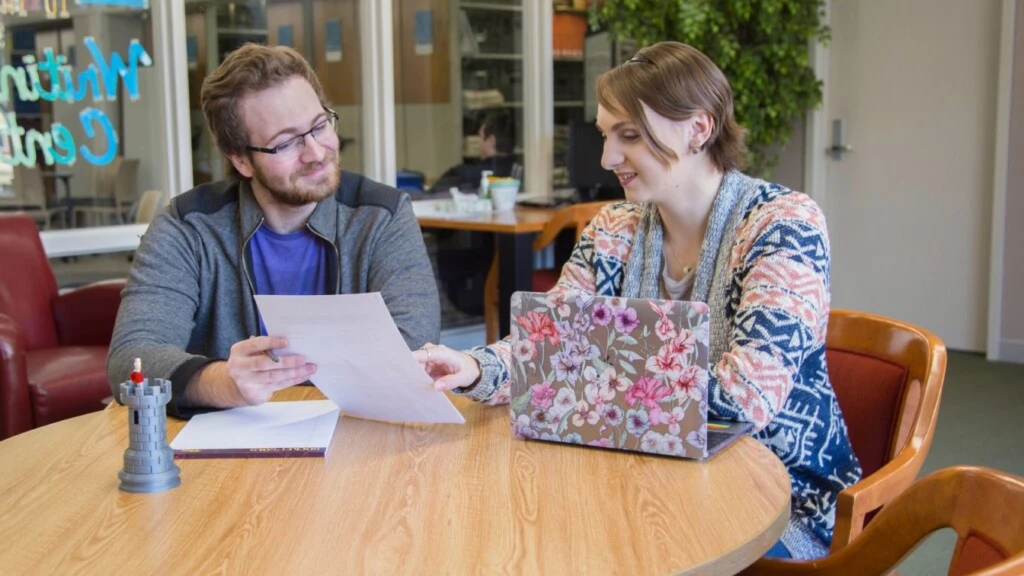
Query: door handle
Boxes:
[{"xmin": 827, "ymin": 118, "xmax": 854, "ymax": 159}]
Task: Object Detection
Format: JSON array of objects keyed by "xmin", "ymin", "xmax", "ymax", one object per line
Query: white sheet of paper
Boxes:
[
  {"xmin": 169, "ymin": 400, "xmax": 340, "ymax": 451},
  {"xmin": 255, "ymin": 293, "xmax": 465, "ymax": 424}
]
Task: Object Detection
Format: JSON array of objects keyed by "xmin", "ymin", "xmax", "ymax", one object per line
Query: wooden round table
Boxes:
[{"xmin": 0, "ymin": 387, "xmax": 790, "ymax": 575}]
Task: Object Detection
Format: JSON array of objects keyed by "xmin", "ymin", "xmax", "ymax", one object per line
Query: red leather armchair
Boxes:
[{"xmin": 0, "ymin": 214, "xmax": 125, "ymax": 439}]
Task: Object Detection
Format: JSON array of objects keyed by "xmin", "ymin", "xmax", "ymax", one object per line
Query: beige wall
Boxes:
[
  {"xmin": 1001, "ymin": 0, "xmax": 1024, "ymax": 353},
  {"xmin": 772, "ymin": 116, "xmax": 806, "ymax": 192},
  {"xmin": 394, "ymin": 103, "xmax": 459, "ymax": 184},
  {"xmin": 336, "ymin": 105, "xmax": 364, "ymax": 178}
]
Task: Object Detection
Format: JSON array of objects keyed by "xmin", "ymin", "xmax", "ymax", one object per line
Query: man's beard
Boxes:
[{"xmin": 252, "ymin": 152, "xmax": 341, "ymax": 207}]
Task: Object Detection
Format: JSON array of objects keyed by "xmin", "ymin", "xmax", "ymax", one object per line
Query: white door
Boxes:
[{"xmin": 821, "ymin": 0, "xmax": 1001, "ymax": 351}]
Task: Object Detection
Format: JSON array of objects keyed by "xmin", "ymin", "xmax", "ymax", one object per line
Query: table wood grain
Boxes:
[{"xmin": 0, "ymin": 387, "xmax": 790, "ymax": 575}]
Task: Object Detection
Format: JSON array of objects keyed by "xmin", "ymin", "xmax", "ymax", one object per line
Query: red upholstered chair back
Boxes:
[
  {"xmin": 826, "ymin": 349, "xmax": 908, "ymax": 478},
  {"xmin": 824, "ymin": 309, "xmax": 946, "ymax": 551},
  {"xmin": 0, "ymin": 214, "xmax": 59, "ymax": 350},
  {"xmin": 740, "ymin": 467, "xmax": 1024, "ymax": 576}
]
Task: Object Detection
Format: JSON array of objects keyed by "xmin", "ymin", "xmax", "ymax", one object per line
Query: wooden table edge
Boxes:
[{"xmin": 675, "ymin": 477, "xmax": 791, "ymax": 576}]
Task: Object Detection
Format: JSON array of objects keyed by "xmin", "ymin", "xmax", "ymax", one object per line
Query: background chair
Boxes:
[
  {"xmin": 483, "ymin": 201, "xmax": 609, "ymax": 342},
  {"xmin": 75, "ymin": 158, "xmax": 140, "ymax": 225},
  {"xmin": 133, "ymin": 189, "xmax": 167, "ymax": 224},
  {"xmin": 0, "ymin": 166, "xmax": 61, "ymax": 230},
  {"xmin": 740, "ymin": 466, "xmax": 1024, "ymax": 576},
  {"xmin": 0, "ymin": 214, "xmax": 124, "ymax": 439}
]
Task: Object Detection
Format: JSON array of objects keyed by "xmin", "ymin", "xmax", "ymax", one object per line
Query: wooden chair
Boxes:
[
  {"xmin": 824, "ymin": 310, "xmax": 947, "ymax": 551},
  {"xmin": 741, "ymin": 466, "xmax": 1024, "ymax": 576},
  {"xmin": 745, "ymin": 309, "xmax": 946, "ymax": 571},
  {"xmin": 483, "ymin": 201, "xmax": 609, "ymax": 342}
]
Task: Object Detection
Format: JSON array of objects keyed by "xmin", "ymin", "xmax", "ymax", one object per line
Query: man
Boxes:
[
  {"xmin": 107, "ymin": 44, "xmax": 439, "ymax": 416},
  {"xmin": 428, "ymin": 112, "xmax": 520, "ymax": 194}
]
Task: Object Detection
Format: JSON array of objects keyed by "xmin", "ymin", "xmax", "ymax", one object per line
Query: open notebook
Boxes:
[{"xmin": 169, "ymin": 400, "xmax": 340, "ymax": 459}]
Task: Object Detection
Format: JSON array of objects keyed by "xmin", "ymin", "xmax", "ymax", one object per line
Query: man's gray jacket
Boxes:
[{"xmin": 106, "ymin": 172, "xmax": 440, "ymax": 416}]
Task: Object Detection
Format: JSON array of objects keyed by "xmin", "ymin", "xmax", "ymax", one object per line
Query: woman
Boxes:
[{"xmin": 414, "ymin": 41, "xmax": 861, "ymax": 560}]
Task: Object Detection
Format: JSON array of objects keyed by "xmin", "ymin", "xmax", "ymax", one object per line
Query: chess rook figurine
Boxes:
[{"xmin": 118, "ymin": 358, "xmax": 181, "ymax": 493}]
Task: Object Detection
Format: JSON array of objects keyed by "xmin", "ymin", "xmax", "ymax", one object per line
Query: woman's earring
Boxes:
[{"xmin": 690, "ymin": 143, "xmax": 702, "ymax": 155}]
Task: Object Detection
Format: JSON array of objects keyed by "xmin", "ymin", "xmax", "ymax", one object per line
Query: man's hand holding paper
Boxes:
[{"xmin": 255, "ymin": 293, "xmax": 464, "ymax": 424}]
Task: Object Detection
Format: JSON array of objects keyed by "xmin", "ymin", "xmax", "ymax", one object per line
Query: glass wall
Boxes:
[
  {"xmin": 389, "ymin": 0, "xmax": 605, "ymax": 195},
  {"xmin": 0, "ymin": 2, "xmax": 166, "ymax": 234},
  {"xmin": 552, "ymin": 1, "xmax": 587, "ymax": 188},
  {"xmin": 391, "ymin": 0, "xmax": 523, "ymax": 195},
  {"xmin": 185, "ymin": 0, "xmax": 363, "ymax": 184},
  {"xmin": 4, "ymin": 0, "xmax": 577, "ymax": 266},
  {"xmin": 395, "ymin": 0, "xmax": 528, "ymax": 328}
]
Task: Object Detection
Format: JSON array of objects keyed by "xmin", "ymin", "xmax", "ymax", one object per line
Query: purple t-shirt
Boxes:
[{"xmin": 251, "ymin": 224, "xmax": 330, "ymax": 334}]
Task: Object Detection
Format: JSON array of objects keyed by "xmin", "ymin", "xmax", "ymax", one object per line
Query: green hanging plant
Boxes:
[{"xmin": 590, "ymin": 0, "xmax": 829, "ymax": 176}]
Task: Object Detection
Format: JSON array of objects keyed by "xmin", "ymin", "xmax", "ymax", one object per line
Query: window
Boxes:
[
  {"xmin": 390, "ymin": 0, "xmax": 523, "ymax": 195},
  {"xmin": 0, "ymin": 1, "xmax": 189, "ymax": 264},
  {"xmin": 186, "ymin": 0, "xmax": 365, "ymax": 183}
]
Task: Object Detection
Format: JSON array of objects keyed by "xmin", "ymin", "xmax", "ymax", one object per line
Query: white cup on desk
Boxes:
[{"xmin": 489, "ymin": 179, "xmax": 520, "ymax": 211}]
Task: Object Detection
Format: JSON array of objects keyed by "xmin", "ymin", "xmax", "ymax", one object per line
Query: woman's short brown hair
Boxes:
[
  {"xmin": 596, "ymin": 41, "xmax": 747, "ymax": 172},
  {"xmin": 200, "ymin": 43, "xmax": 328, "ymax": 179}
]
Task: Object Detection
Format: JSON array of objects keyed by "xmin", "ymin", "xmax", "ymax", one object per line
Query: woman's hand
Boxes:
[{"xmin": 412, "ymin": 343, "xmax": 481, "ymax": 391}]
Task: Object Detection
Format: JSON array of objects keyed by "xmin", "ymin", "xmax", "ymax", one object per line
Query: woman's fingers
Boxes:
[{"xmin": 413, "ymin": 345, "xmax": 478, "ymax": 391}]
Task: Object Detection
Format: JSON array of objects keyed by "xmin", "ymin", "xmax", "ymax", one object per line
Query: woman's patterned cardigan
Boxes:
[{"xmin": 456, "ymin": 172, "xmax": 863, "ymax": 559}]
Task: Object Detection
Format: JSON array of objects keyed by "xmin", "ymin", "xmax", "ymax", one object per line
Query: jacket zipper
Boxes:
[
  {"xmin": 306, "ymin": 223, "xmax": 341, "ymax": 294},
  {"xmin": 242, "ymin": 218, "xmax": 262, "ymax": 331}
]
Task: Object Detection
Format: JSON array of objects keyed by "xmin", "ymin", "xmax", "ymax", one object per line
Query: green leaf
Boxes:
[
  {"xmin": 616, "ymin": 335, "xmax": 638, "ymax": 346},
  {"xmin": 621, "ymin": 350, "xmax": 643, "ymax": 362},
  {"xmin": 619, "ymin": 358, "xmax": 638, "ymax": 375},
  {"xmin": 557, "ymin": 408, "xmax": 574, "ymax": 434},
  {"xmin": 511, "ymin": 393, "xmax": 531, "ymax": 416},
  {"xmin": 592, "ymin": 0, "xmax": 829, "ymax": 177}
]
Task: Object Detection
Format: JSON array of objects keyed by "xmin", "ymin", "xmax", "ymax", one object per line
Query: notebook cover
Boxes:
[
  {"xmin": 173, "ymin": 446, "xmax": 328, "ymax": 459},
  {"xmin": 509, "ymin": 291, "xmax": 711, "ymax": 458}
]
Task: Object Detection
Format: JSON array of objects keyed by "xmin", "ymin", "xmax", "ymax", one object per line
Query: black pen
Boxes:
[{"xmin": 251, "ymin": 335, "xmax": 280, "ymax": 363}]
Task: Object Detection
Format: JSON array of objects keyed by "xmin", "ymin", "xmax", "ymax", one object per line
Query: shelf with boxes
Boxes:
[
  {"xmin": 454, "ymin": 0, "xmax": 591, "ymax": 179},
  {"xmin": 455, "ymin": 0, "xmax": 524, "ymax": 162},
  {"xmin": 551, "ymin": 3, "xmax": 589, "ymax": 186}
]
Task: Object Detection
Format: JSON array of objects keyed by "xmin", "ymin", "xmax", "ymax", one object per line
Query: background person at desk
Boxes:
[
  {"xmin": 428, "ymin": 111, "xmax": 521, "ymax": 194},
  {"xmin": 107, "ymin": 44, "xmax": 439, "ymax": 417},
  {"xmin": 428, "ymin": 112, "xmax": 522, "ymax": 318},
  {"xmin": 414, "ymin": 41, "xmax": 862, "ymax": 561}
]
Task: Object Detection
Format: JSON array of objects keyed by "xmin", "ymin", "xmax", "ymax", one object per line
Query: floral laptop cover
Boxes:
[{"xmin": 509, "ymin": 291, "xmax": 748, "ymax": 459}]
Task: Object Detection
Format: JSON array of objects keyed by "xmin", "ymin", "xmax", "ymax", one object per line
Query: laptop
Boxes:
[{"xmin": 509, "ymin": 291, "xmax": 752, "ymax": 459}]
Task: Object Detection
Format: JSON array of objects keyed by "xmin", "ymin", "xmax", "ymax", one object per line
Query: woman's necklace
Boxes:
[{"xmin": 663, "ymin": 240, "xmax": 696, "ymax": 279}]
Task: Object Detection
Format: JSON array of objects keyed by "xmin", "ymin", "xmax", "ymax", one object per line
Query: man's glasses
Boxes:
[{"xmin": 246, "ymin": 110, "xmax": 343, "ymax": 159}]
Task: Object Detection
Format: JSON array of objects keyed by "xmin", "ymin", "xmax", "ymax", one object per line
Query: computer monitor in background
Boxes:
[{"xmin": 567, "ymin": 121, "xmax": 624, "ymax": 201}]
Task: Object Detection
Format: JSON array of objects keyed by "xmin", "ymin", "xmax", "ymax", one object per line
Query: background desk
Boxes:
[
  {"xmin": 416, "ymin": 205, "xmax": 559, "ymax": 336},
  {"xmin": 0, "ymin": 387, "xmax": 790, "ymax": 575}
]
